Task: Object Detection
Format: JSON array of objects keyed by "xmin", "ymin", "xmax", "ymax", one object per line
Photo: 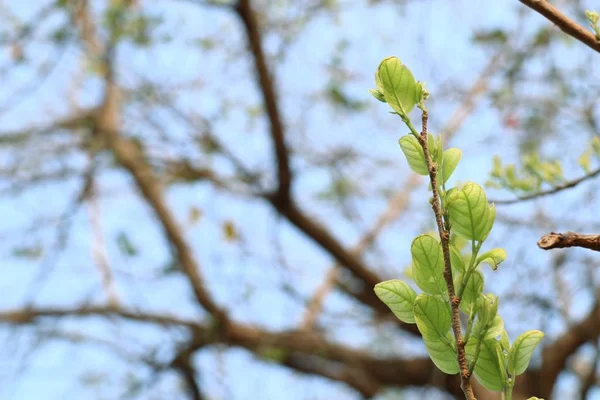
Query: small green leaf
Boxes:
[
  {"xmin": 477, "ymin": 293, "xmax": 499, "ymax": 327},
  {"xmin": 477, "ymin": 248, "xmax": 506, "ymax": 271},
  {"xmin": 508, "ymin": 330, "xmax": 544, "ymax": 376},
  {"xmin": 411, "ymin": 235, "xmax": 447, "ymax": 295},
  {"xmin": 474, "ymin": 315, "xmax": 504, "ymax": 341},
  {"xmin": 447, "ymin": 182, "xmax": 492, "ymax": 241},
  {"xmin": 374, "ymin": 279, "xmax": 417, "ymax": 323},
  {"xmin": 414, "ymin": 294, "xmax": 459, "ymax": 374},
  {"xmin": 377, "ymin": 56, "xmax": 418, "ymax": 115},
  {"xmin": 578, "ymin": 150, "xmax": 591, "ymax": 173},
  {"xmin": 413, "ymin": 294, "xmax": 451, "ymax": 340},
  {"xmin": 423, "ymin": 333, "xmax": 460, "ymax": 374},
  {"xmin": 442, "ymin": 148, "xmax": 462, "ymax": 184},
  {"xmin": 457, "ymin": 270, "xmax": 484, "ymax": 313},
  {"xmin": 399, "ymin": 135, "xmax": 428, "ymax": 175},
  {"xmin": 467, "ymin": 337, "xmax": 506, "ymax": 391},
  {"xmin": 481, "ymin": 204, "xmax": 496, "ymax": 242},
  {"xmin": 369, "ymin": 88, "xmax": 386, "ymax": 103}
]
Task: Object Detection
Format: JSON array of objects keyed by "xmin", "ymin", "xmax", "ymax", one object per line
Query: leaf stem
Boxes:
[
  {"xmin": 458, "ymin": 241, "xmax": 483, "ymax": 299},
  {"xmin": 413, "ymin": 110, "xmax": 476, "ymax": 400}
]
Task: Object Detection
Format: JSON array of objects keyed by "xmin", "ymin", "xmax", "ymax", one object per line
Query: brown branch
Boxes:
[
  {"xmin": 300, "ymin": 177, "xmax": 420, "ymax": 330},
  {"xmin": 537, "ymin": 300, "xmax": 600, "ymax": 398},
  {"xmin": 236, "ymin": 0, "xmax": 292, "ymax": 197},
  {"xmin": 71, "ymin": 1, "xmax": 224, "ymax": 320},
  {"xmin": 0, "ymin": 306, "xmax": 200, "ymax": 328},
  {"xmin": 492, "ymin": 167, "xmax": 600, "ymax": 205},
  {"xmin": 417, "ymin": 111, "xmax": 475, "ymax": 399},
  {"xmin": 519, "ymin": 0, "xmax": 600, "ymax": 54},
  {"xmin": 171, "ymin": 348, "xmax": 205, "ymax": 400},
  {"xmin": 537, "ymin": 231, "xmax": 600, "ymax": 252},
  {"xmin": 267, "ymin": 195, "xmax": 420, "ymax": 336}
]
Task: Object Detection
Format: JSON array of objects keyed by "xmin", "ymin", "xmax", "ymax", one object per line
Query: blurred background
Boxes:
[{"xmin": 0, "ymin": 0, "xmax": 599, "ymax": 399}]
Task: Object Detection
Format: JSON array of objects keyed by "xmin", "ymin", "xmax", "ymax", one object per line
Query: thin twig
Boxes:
[
  {"xmin": 236, "ymin": 0, "xmax": 292, "ymax": 198},
  {"xmin": 492, "ymin": 167, "xmax": 600, "ymax": 205},
  {"xmin": 85, "ymin": 171, "xmax": 120, "ymax": 306},
  {"xmin": 519, "ymin": 0, "xmax": 600, "ymax": 54}
]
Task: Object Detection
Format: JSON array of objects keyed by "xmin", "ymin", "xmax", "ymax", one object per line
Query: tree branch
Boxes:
[
  {"xmin": 537, "ymin": 231, "xmax": 600, "ymax": 252},
  {"xmin": 492, "ymin": 167, "xmax": 600, "ymax": 205},
  {"xmin": 236, "ymin": 0, "xmax": 292, "ymax": 198},
  {"xmin": 519, "ymin": 0, "xmax": 600, "ymax": 54}
]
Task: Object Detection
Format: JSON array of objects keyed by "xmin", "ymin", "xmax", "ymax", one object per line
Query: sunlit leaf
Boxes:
[
  {"xmin": 508, "ymin": 330, "xmax": 544, "ymax": 376},
  {"xmin": 442, "ymin": 148, "xmax": 462, "ymax": 184},
  {"xmin": 477, "ymin": 248, "xmax": 506, "ymax": 271},
  {"xmin": 377, "ymin": 56, "xmax": 418, "ymax": 115},
  {"xmin": 399, "ymin": 135, "xmax": 428, "ymax": 175},
  {"xmin": 447, "ymin": 182, "xmax": 492, "ymax": 241},
  {"xmin": 374, "ymin": 279, "xmax": 417, "ymax": 323},
  {"xmin": 411, "ymin": 235, "xmax": 446, "ymax": 295}
]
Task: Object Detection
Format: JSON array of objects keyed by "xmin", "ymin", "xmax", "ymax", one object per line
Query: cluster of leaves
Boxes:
[
  {"xmin": 370, "ymin": 57, "xmax": 544, "ymax": 399},
  {"xmin": 487, "ymin": 137, "xmax": 600, "ymax": 194}
]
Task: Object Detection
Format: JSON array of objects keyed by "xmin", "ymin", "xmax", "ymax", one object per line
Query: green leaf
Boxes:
[
  {"xmin": 442, "ymin": 148, "xmax": 462, "ymax": 184},
  {"xmin": 411, "ymin": 235, "xmax": 447, "ymax": 295},
  {"xmin": 477, "ymin": 248, "xmax": 506, "ymax": 271},
  {"xmin": 481, "ymin": 204, "xmax": 496, "ymax": 242},
  {"xmin": 377, "ymin": 56, "xmax": 418, "ymax": 115},
  {"xmin": 474, "ymin": 315, "xmax": 504, "ymax": 341},
  {"xmin": 447, "ymin": 182, "xmax": 493, "ymax": 241},
  {"xmin": 508, "ymin": 330, "xmax": 544, "ymax": 376},
  {"xmin": 369, "ymin": 88, "xmax": 386, "ymax": 103},
  {"xmin": 374, "ymin": 279, "xmax": 417, "ymax": 323},
  {"xmin": 450, "ymin": 244, "xmax": 465, "ymax": 274},
  {"xmin": 477, "ymin": 293, "xmax": 499, "ymax": 327},
  {"xmin": 467, "ymin": 337, "xmax": 506, "ymax": 392},
  {"xmin": 457, "ymin": 270, "xmax": 484, "ymax": 313},
  {"xmin": 399, "ymin": 135, "xmax": 428, "ymax": 175},
  {"xmin": 414, "ymin": 294, "xmax": 459, "ymax": 374},
  {"xmin": 413, "ymin": 294, "xmax": 451, "ymax": 340},
  {"xmin": 423, "ymin": 332, "xmax": 460, "ymax": 375}
]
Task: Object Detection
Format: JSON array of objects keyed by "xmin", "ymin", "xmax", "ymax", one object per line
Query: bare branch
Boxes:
[
  {"xmin": 537, "ymin": 231, "xmax": 600, "ymax": 252},
  {"xmin": 519, "ymin": 0, "xmax": 600, "ymax": 54},
  {"xmin": 236, "ymin": 0, "xmax": 292, "ymax": 198},
  {"xmin": 86, "ymin": 172, "xmax": 120, "ymax": 306}
]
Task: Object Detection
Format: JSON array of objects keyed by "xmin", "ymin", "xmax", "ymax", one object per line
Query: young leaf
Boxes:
[
  {"xmin": 466, "ymin": 337, "xmax": 506, "ymax": 392},
  {"xmin": 480, "ymin": 204, "xmax": 496, "ymax": 242},
  {"xmin": 473, "ymin": 315, "xmax": 505, "ymax": 341},
  {"xmin": 457, "ymin": 270, "xmax": 484, "ymax": 314},
  {"xmin": 477, "ymin": 248, "xmax": 506, "ymax": 270},
  {"xmin": 508, "ymin": 330, "xmax": 544, "ymax": 376},
  {"xmin": 377, "ymin": 56, "xmax": 418, "ymax": 115},
  {"xmin": 411, "ymin": 235, "xmax": 447, "ymax": 295},
  {"xmin": 413, "ymin": 294, "xmax": 451, "ymax": 341},
  {"xmin": 477, "ymin": 293, "xmax": 499, "ymax": 327},
  {"xmin": 422, "ymin": 332, "xmax": 460, "ymax": 374},
  {"xmin": 442, "ymin": 148, "xmax": 462, "ymax": 184},
  {"xmin": 447, "ymin": 182, "xmax": 492, "ymax": 241},
  {"xmin": 374, "ymin": 279, "xmax": 417, "ymax": 323},
  {"xmin": 399, "ymin": 135, "xmax": 428, "ymax": 175},
  {"xmin": 369, "ymin": 88, "xmax": 386, "ymax": 103}
]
